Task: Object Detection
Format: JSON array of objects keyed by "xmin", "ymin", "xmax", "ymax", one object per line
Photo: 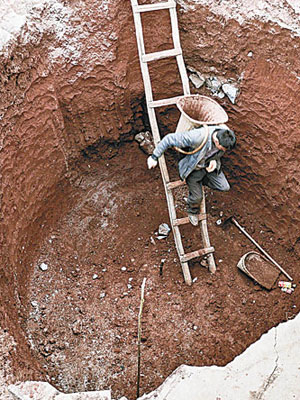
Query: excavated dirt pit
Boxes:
[{"xmin": 20, "ymin": 139, "xmax": 300, "ymax": 400}]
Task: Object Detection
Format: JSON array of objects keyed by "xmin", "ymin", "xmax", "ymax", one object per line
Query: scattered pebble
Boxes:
[
  {"xmin": 193, "ymin": 277, "xmax": 198, "ymax": 283},
  {"xmin": 92, "ymin": 274, "xmax": 98, "ymax": 280},
  {"xmin": 189, "ymin": 73, "xmax": 205, "ymax": 89},
  {"xmin": 158, "ymin": 223, "xmax": 171, "ymax": 237},
  {"xmin": 218, "ymin": 259, "xmax": 223, "ymax": 263},
  {"xmin": 216, "ymin": 219, "xmax": 222, "ymax": 225},
  {"xmin": 100, "ymin": 293, "xmax": 106, "ymax": 299},
  {"xmin": 206, "ymin": 76, "xmax": 222, "ymax": 93},
  {"xmin": 248, "ymin": 51, "xmax": 253, "ymax": 57},
  {"xmin": 31, "ymin": 301, "xmax": 38, "ymax": 308},
  {"xmin": 72, "ymin": 321, "xmax": 82, "ymax": 335},
  {"xmin": 134, "ymin": 131, "xmax": 154, "ymax": 155},
  {"xmin": 222, "ymin": 83, "xmax": 239, "ymax": 104},
  {"xmin": 193, "ymin": 325, "xmax": 198, "ymax": 331},
  {"xmin": 150, "ymin": 236, "xmax": 156, "ymax": 245},
  {"xmin": 127, "ymin": 284, "xmax": 132, "ymax": 290},
  {"xmin": 121, "ymin": 267, "xmax": 127, "ymax": 271},
  {"xmin": 39, "ymin": 262, "xmax": 48, "ymax": 271},
  {"xmin": 102, "ymin": 268, "xmax": 107, "ymax": 272}
]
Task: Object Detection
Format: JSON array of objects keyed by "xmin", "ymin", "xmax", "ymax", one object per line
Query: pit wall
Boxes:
[{"xmin": 0, "ymin": 0, "xmax": 299, "ymax": 380}]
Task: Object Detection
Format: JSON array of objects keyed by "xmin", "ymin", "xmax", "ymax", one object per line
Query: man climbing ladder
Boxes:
[
  {"xmin": 147, "ymin": 126, "xmax": 236, "ymax": 226},
  {"xmin": 131, "ymin": 0, "xmax": 234, "ymax": 284}
]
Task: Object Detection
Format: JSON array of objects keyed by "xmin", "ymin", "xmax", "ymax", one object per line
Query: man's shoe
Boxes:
[{"xmin": 188, "ymin": 213, "xmax": 199, "ymax": 226}]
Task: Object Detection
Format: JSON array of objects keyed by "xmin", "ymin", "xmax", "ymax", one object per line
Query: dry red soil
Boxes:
[
  {"xmin": 1, "ymin": 1, "xmax": 300, "ymax": 399},
  {"xmin": 22, "ymin": 140, "xmax": 300, "ymax": 400}
]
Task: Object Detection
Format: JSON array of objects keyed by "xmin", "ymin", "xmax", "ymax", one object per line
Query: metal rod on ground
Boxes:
[
  {"xmin": 137, "ymin": 277, "xmax": 147, "ymax": 399},
  {"xmin": 231, "ymin": 217, "xmax": 293, "ymax": 281}
]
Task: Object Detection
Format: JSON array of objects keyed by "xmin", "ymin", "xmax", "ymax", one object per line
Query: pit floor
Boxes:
[{"xmin": 24, "ymin": 141, "xmax": 299, "ymax": 400}]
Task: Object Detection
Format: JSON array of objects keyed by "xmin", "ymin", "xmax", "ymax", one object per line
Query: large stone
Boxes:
[
  {"xmin": 138, "ymin": 313, "xmax": 300, "ymax": 399},
  {"xmin": 8, "ymin": 381, "xmax": 59, "ymax": 400},
  {"xmin": 8, "ymin": 381, "xmax": 111, "ymax": 400}
]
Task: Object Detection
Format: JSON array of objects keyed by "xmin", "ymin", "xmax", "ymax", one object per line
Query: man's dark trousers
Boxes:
[{"xmin": 186, "ymin": 169, "xmax": 230, "ymax": 214}]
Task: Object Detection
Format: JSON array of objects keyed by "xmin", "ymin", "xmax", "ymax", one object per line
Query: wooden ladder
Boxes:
[{"xmin": 131, "ymin": 0, "xmax": 216, "ymax": 285}]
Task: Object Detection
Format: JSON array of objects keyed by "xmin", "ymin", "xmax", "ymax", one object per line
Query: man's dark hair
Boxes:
[{"xmin": 216, "ymin": 128, "xmax": 236, "ymax": 150}]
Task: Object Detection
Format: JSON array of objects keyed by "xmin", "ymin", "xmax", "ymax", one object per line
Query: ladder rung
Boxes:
[
  {"xmin": 180, "ymin": 247, "xmax": 215, "ymax": 263},
  {"xmin": 148, "ymin": 95, "xmax": 183, "ymax": 108},
  {"xmin": 173, "ymin": 214, "xmax": 207, "ymax": 227},
  {"xmin": 133, "ymin": 1, "xmax": 176, "ymax": 13},
  {"xmin": 166, "ymin": 180, "xmax": 185, "ymax": 190},
  {"xmin": 142, "ymin": 48, "xmax": 182, "ymax": 63}
]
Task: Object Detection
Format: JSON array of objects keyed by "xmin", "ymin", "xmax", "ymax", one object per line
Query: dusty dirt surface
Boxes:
[
  {"xmin": 1, "ymin": 0, "xmax": 300, "ymax": 398},
  {"xmin": 23, "ymin": 141, "xmax": 300, "ymax": 400}
]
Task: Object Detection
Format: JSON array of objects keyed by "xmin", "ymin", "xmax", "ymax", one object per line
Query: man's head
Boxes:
[{"xmin": 213, "ymin": 128, "xmax": 236, "ymax": 151}]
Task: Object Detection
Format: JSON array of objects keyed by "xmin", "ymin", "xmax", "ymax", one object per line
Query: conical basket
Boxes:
[{"xmin": 175, "ymin": 95, "xmax": 228, "ymax": 133}]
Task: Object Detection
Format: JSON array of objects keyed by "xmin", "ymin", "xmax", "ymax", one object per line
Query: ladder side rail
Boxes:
[
  {"xmin": 148, "ymin": 107, "xmax": 192, "ymax": 285},
  {"xmin": 200, "ymin": 188, "xmax": 216, "ymax": 273},
  {"xmin": 133, "ymin": 8, "xmax": 173, "ymax": 186},
  {"xmin": 169, "ymin": 7, "xmax": 190, "ymax": 95},
  {"xmin": 132, "ymin": 11, "xmax": 155, "ymax": 103}
]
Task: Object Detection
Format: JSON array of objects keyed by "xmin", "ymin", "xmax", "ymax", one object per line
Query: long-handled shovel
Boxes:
[{"xmin": 227, "ymin": 216, "xmax": 293, "ymax": 281}]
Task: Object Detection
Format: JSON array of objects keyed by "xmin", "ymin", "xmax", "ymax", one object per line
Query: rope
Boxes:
[{"xmin": 174, "ymin": 124, "xmax": 209, "ymax": 155}]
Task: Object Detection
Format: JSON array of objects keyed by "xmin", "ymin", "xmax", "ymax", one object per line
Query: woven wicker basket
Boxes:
[
  {"xmin": 175, "ymin": 95, "xmax": 228, "ymax": 133},
  {"xmin": 237, "ymin": 251, "xmax": 260, "ymax": 281},
  {"xmin": 237, "ymin": 251, "xmax": 279, "ymax": 290}
]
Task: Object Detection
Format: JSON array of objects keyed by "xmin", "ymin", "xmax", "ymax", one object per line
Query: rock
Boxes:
[
  {"xmin": 31, "ymin": 301, "xmax": 38, "ymax": 308},
  {"xmin": 150, "ymin": 236, "xmax": 156, "ymax": 245},
  {"xmin": 100, "ymin": 293, "xmax": 106, "ymax": 298},
  {"xmin": 8, "ymin": 381, "xmax": 60, "ymax": 399},
  {"xmin": 222, "ymin": 83, "xmax": 239, "ymax": 104},
  {"xmin": 39, "ymin": 262, "xmax": 48, "ymax": 271},
  {"xmin": 92, "ymin": 274, "xmax": 98, "ymax": 280},
  {"xmin": 8, "ymin": 381, "xmax": 111, "ymax": 399},
  {"xmin": 216, "ymin": 91, "xmax": 225, "ymax": 99},
  {"xmin": 205, "ymin": 76, "xmax": 222, "ymax": 94},
  {"xmin": 186, "ymin": 65, "xmax": 198, "ymax": 73},
  {"xmin": 121, "ymin": 267, "xmax": 127, "ymax": 271},
  {"xmin": 158, "ymin": 223, "xmax": 171, "ymax": 237},
  {"xmin": 72, "ymin": 320, "xmax": 82, "ymax": 335},
  {"xmin": 189, "ymin": 73, "xmax": 205, "ymax": 89},
  {"xmin": 135, "ymin": 131, "xmax": 154, "ymax": 155}
]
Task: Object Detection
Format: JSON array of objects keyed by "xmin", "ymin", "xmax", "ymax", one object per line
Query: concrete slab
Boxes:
[
  {"xmin": 8, "ymin": 381, "xmax": 111, "ymax": 400},
  {"xmin": 139, "ymin": 313, "xmax": 300, "ymax": 400}
]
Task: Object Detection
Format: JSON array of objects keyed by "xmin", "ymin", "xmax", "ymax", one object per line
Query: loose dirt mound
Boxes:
[{"xmin": 24, "ymin": 141, "xmax": 300, "ymax": 400}]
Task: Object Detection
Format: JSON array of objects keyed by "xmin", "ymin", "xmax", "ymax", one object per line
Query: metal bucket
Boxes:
[{"xmin": 175, "ymin": 94, "xmax": 228, "ymax": 133}]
